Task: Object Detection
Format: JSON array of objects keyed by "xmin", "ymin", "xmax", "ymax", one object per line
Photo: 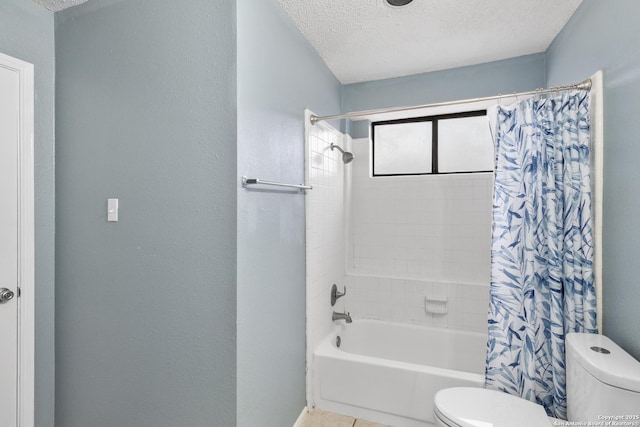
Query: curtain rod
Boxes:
[{"xmin": 310, "ymin": 79, "xmax": 592, "ymax": 125}]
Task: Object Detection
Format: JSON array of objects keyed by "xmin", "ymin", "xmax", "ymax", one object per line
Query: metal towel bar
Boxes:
[{"xmin": 241, "ymin": 176, "xmax": 312, "ymax": 191}]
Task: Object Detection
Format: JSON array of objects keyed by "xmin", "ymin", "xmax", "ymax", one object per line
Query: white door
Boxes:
[
  {"xmin": 0, "ymin": 59, "xmax": 20, "ymax": 426},
  {"xmin": 0, "ymin": 52, "xmax": 34, "ymax": 427}
]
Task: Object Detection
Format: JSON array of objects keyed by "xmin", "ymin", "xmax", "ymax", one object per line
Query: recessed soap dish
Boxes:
[{"xmin": 425, "ymin": 295, "xmax": 448, "ymax": 315}]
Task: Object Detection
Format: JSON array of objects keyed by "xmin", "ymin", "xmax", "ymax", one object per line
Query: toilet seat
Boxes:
[{"xmin": 434, "ymin": 387, "xmax": 553, "ymax": 427}]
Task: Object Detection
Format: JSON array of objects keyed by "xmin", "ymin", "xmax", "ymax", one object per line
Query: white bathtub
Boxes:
[{"xmin": 311, "ymin": 319, "xmax": 487, "ymax": 427}]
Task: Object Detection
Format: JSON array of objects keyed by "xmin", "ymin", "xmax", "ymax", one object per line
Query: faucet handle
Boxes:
[{"xmin": 330, "ymin": 284, "xmax": 346, "ymax": 306}]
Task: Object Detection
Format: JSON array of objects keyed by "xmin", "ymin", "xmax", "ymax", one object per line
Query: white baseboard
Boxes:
[{"xmin": 293, "ymin": 406, "xmax": 309, "ymax": 427}]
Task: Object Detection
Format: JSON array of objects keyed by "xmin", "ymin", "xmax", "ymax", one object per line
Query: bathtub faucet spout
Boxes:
[{"xmin": 332, "ymin": 311, "xmax": 352, "ymax": 323}]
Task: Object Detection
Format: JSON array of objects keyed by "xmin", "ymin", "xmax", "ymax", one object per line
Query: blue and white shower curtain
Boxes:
[{"xmin": 485, "ymin": 91, "xmax": 598, "ymax": 419}]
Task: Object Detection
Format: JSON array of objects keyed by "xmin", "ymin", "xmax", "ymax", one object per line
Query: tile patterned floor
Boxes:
[{"xmin": 299, "ymin": 409, "xmax": 391, "ymax": 427}]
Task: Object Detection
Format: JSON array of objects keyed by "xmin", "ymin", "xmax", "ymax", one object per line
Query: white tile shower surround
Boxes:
[
  {"xmin": 348, "ymin": 138, "xmax": 493, "ymax": 286},
  {"xmin": 306, "ymin": 124, "xmax": 349, "ymax": 352},
  {"xmin": 344, "ymin": 275, "xmax": 490, "ymax": 333},
  {"xmin": 343, "ymin": 137, "xmax": 492, "ymax": 333},
  {"xmin": 304, "ymin": 110, "xmax": 351, "ymax": 405}
]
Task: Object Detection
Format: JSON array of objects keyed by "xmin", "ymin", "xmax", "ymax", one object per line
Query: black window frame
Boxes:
[{"xmin": 371, "ymin": 109, "xmax": 493, "ymax": 177}]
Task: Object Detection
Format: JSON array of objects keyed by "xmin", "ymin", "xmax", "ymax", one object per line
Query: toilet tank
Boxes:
[{"xmin": 566, "ymin": 333, "xmax": 640, "ymax": 422}]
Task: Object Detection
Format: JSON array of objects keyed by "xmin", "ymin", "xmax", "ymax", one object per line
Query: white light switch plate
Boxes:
[{"xmin": 107, "ymin": 198, "xmax": 118, "ymax": 222}]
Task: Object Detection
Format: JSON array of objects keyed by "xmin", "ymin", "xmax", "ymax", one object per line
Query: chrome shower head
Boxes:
[{"xmin": 330, "ymin": 143, "xmax": 355, "ymax": 164}]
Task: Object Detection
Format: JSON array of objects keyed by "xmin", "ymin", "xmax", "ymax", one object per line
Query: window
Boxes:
[{"xmin": 371, "ymin": 110, "xmax": 494, "ymax": 176}]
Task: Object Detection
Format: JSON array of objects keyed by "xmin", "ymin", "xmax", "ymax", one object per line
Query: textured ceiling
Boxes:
[
  {"xmin": 278, "ymin": 0, "xmax": 583, "ymax": 84},
  {"xmin": 33, "ymin": 0, "xmax": 88, "ymax": 12},
  {"xmin": 32, "ymin": 0, "xmax": 582, "ymax": 83}
]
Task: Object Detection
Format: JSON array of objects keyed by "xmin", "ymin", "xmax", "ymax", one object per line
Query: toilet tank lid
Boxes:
[{"xmin": 567, "ymin": 333, "xmax": 640, "ymax": 392}]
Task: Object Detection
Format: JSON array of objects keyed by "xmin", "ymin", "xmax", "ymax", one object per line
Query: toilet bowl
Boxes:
[
  {"xmin": 434, "ymin": 387, "xmax": 556, "ymax": 427},
  {"xmin": 433, "ymin": 333, "xmax": 640, "ymax": 427}
]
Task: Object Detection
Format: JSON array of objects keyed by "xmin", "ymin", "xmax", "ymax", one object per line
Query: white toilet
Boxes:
[{"xmin": 433, "ymin": 333, "xmax": 640, "ymax": 427}]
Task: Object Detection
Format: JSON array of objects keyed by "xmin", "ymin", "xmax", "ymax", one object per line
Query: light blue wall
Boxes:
[
  {"xmin": 236, "ymin": 0, "xmax": 341, "ymax": 425},
  {"xmin": 54, "ymin": 1, "xmax": 237, "ymax": 426},
  {"xmin": 0, "ymin": 2, "xmax": 55, "ymax": 426},
  {"xmin": 342, "ymin": 54, "xmax": 546, "ymax": 138},
  {"xmin": 547, "ymin": 0, "xmax": 640, "ymax": 358}
]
